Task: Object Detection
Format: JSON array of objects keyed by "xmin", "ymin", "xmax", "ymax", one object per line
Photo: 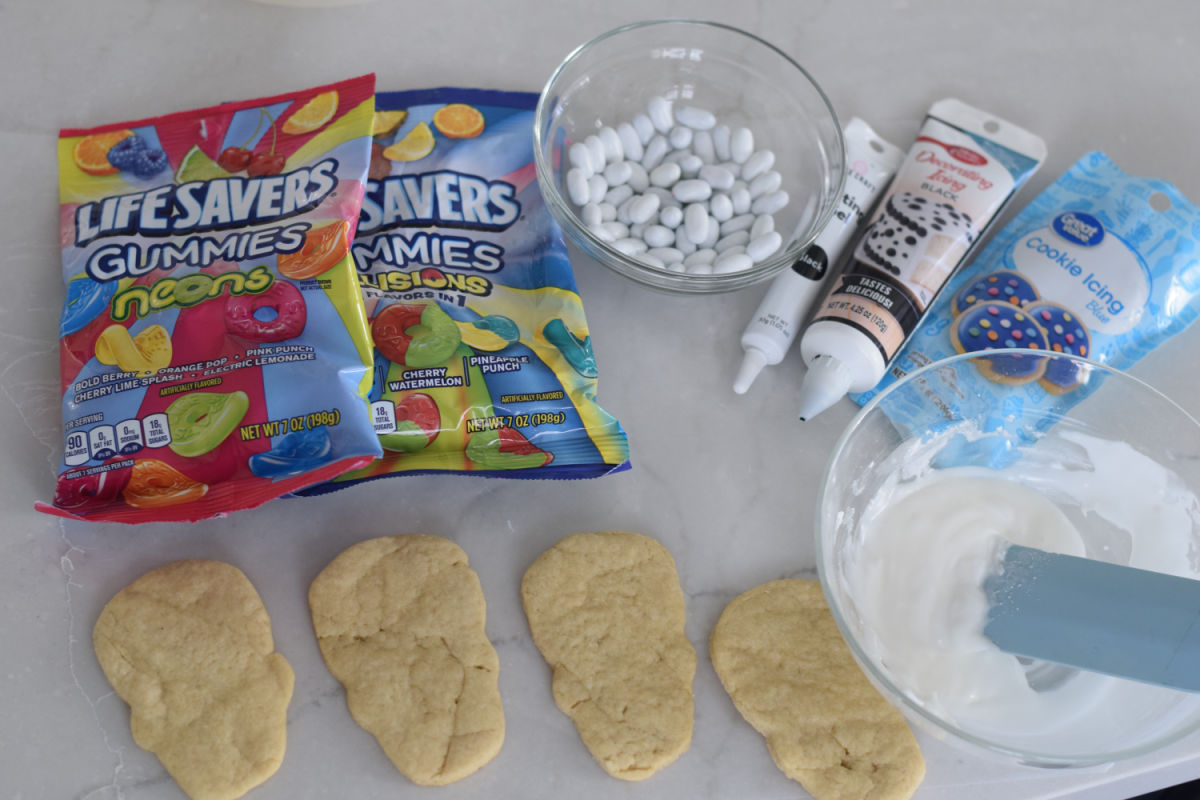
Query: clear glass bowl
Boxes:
[
  {"xmin": 817, "ymin": 351, "xmax": 1200, "ymax": 766},
  {"xmin": 534, "ymin": 20, "xmax": 846, "ymax": 294}
]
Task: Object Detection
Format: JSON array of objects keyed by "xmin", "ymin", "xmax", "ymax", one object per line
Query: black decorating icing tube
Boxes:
[{"xmin": 794, "ymin": 99, "xmax": 1046, "ymax": 421}]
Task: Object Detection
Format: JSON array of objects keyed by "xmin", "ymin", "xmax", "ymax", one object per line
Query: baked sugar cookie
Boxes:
[
  {"xmin": 93, "ymin": 560, "xmax": 294, "ymax": 800},
  {"xmin": 308, "ymin": 535, "xmax": 504, "ymax": 786},
  {"xmin": 710, "ymin": 579, "xmax": 924, "ymax": 800},
  {"xmin": 521, "ymin": 531, "xmax": 696, "ymax": 781}
]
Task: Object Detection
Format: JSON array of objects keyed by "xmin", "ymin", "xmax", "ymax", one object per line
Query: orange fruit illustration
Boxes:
[
  {"xmin": 73, "ymin": 130, "xmax": 135, "ymax": 176},
  {"xmin": 277, "ymin": 220, "xmax": 350, "ymax": 280},
  {"xmin": 282, "ymin": 91, "xmax": 339, "ymax": 135},
  {"xmin": 432, "ymin": 104, "xmax": 485, "ymax": 139}
]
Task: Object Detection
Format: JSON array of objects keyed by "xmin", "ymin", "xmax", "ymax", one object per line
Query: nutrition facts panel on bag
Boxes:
[{"xmin": 64, "ymin": 413, "xmax": 170, "ymax": 466}]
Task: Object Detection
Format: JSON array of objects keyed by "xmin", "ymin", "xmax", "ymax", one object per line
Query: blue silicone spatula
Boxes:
[{"xmin": 984, "ymin": 544, "xmax": 1200, "ymax": 693}]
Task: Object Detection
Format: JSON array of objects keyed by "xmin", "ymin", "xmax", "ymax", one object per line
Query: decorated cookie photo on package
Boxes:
[
  {"xmin": 301, "ymin": 87, "xmax": 630, "ymax": 494},
  {"xmin": 41, "ymin": 75, "xmax": 383, "ymax": 523}
]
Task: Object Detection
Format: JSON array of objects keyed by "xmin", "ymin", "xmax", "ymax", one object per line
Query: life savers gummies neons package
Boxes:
[
  {"xmin": 303, "ymin": 88, "xmax": 629, "ymax": 492},
  {"xmin": 856, "ymin": 152, "xmax": 1200, "ymax": 449},
  {"xmin": 40, "ymin": 74, "xmax": 383, "ymax": 523}
]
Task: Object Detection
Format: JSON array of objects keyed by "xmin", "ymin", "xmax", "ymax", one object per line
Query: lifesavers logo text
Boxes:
[
  {"xmin": 359, "ymin": 171, "xmax": 520, "ymax": 235},
  {"xmin": 73, "ymin": 159, "xmax": 339, "ymax": 246}
]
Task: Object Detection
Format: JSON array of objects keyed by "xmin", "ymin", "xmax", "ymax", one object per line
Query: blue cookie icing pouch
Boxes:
[{"xmin": 856, "ymin": 152, "xmax": 1200, "ymax": 465}]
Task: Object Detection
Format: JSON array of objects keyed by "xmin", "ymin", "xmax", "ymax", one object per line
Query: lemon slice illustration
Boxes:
[
  {"xmin": 383, "ymin": 121, "xmax": 435, "ymax": 162},
  {"xmin": 372, "ymin": 110, "xmax": 408, "ymax": 137},
  {"xmin": 282, "ymin": 91, "xmax": 339, "ymax": 135}
]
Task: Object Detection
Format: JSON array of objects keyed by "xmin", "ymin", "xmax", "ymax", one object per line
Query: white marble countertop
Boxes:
[{"xmin": 5, "ymin": 1, "xmax": 1200, "ymax": 798}]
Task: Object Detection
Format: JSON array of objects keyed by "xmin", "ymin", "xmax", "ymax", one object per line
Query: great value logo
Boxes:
[{"xmin": 1051, "ymin": 212, "xmax": 1105, "ymax": 247}]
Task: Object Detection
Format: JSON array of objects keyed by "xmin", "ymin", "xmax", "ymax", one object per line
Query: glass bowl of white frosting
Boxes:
[{"xmin": 817, "ymin": 350, "xmax": 1200, "ymax": 766}]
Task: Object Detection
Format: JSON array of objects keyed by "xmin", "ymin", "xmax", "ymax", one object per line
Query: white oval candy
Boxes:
[
  {"xmin": 672, "ymin": 179, "xmax": 712, "ymax": 203},
  {"xmin": 587, "ymin": 174, "xmax": 607, "ymax": 205},
  {"xmin": 648, "ymin": 96, "xmax": 674, "ymax": 133},
  {"xmin": 684, "ymin": 203, "xmax": 709, "ymax": 244},
  {"xmin": 566, "ymin": 168, "xmax": 590, "ymax": 205},
  {"xmin": 669, "ymin": 125, "xmax": 693, "ymax": 150},
  {"xmin": 616, "ymin": 196, "xmax": 636, "ymax": 224},
  {"xmin": 636, "ymin": 252, "xmax": 666, "ymax": 269},
  {"xmin": 713, "ymin": 251, "xmax": 754, "ymax": 274},
  {"xmin": 643, "ymin": 224, "xmax": 675, "ymax": 249},
  {"xmin": 720, "ymin": 213, "xmax": 755, "ymax": 235},
  {"xmin": 662, "ymin": 149, "xmax": 691, "ymax": 165},
  {"xmin": 712, "ymin": 125, "xmax": 731, "ymax": 161},
  {"xmin": 628, "ymin": 193, "xmax": 661, "ymax": 225},
  {"xmin": 645, "ymin": 186, "xmax": 678, "ymax": 209},
  {"xmin": 698, "ymin": 164, "xmax": 735, "ymax": 191},
  {"xmin": 642, "ymin": 135, "xmax": 669, "ymax": 170},
  {"xmin": 649, "ymin": 162, "xmax": 682, "ymax": 188},
  {"xmin": 741, "ymin": 150, "xmax": 775, "ymax": 181},
  {"xmin": 616, "ymin": 122, "xmax": 643, "ymax": 162},
  {"xmin": 750, "ymin": 214, "xmax": 775, "ymax": 238},
  {"xmin": 626, "ymin": 161, "xmax": 650, "ymax": 193},
  {"xmin": 731, "ymin": 186, "xmax": 752, "ymax": 215},
  {"xmin": 588, "ymin": 223, "xmax": 614, "ymax": 242},
  {"xmin": 730, "ymin": 127, "xmax": 754, "ymax": 164},
  {"xmin": 678, "ymin": 154, "xmax": 703, "ymax": 178},
  {"xmin": 700, "ymin": 214, "xmax": 721, "ymax": 248},
  {"xmin": 629, "ymin": 222, "xmax": 646, "ymax": 239},
  {"xmin": 674, "ymin": 229, "xmax": 697, "ymax": 254},
  {"xmin": 716, "ymin": 230, "xmax": 750, "ymax": 252},
  {"xmin": 632, "ymin": 113, "xmax": 655, "ymax": 145},
  {"xmin": 598, "ymin": 126, "xmax": 624, "ymax": 163},
  {"xmin": 675, "ymin": 105, "xmax": 716, "ymax": 130},
  {"xmin": 747, "ymin": 231, "xmax": 783, "ymax": 263},
  {"xmin": 666, "ymin": 261, "xmax": 687, "ymax": 273},
  {"xmin": 648, "ymin": 246, "xmax": 684, "ymax": 264},
  {"xmin": 600, "ymin": 221, "xmax": 629, "ymax": 240},
  {"xmin": 692, "ymin": 130, "xmax": 715, "ymax": 164},
  {"xmin": 604, "ymin": 161, "xmax": 632, "ymax": 187},
  {"xmin": 722, "ymin": 245, "xmax": 747, "ymax": 257},
  {"xmin": 605, "ymin": 183, "xmax": 633, "ymax": 207},
  {"xmin": 709, "ymin": 193, "xmax": 733, "ymax": 222},
  {"xmin": 751, "ymin": 190, "xmax": 789, "ymax": 215},
  {"xmin": 581, "ymin": 202, "xmax": 602, "ymax": 227},
  {"xmin": 659, "ymin": 205, "xmax": 684, "ymax": 229},
  {"xmin": 748, "ymin": 169, "xmax": 781, "ymax": 198},
  {"xmin": 684, "ymin": 248, "xmax": 716, "ymax": 267},
  {"xmin": 613, "ymin": 237, "xmax": 648, "ymax": 255},
  {"xmin": 687, "ymin": 262, "xmax": 714, "ymax": 275},
  {"xmin": 568, "ymin": 142, "xmax": 594, "ymax": 176},
  {"xmin": 599, "ymin": 202, "xmax": 617, "ymax": 222},
  {"xmin": 585, "ymin": 135, "xmax": 606, "ymax": 172}
]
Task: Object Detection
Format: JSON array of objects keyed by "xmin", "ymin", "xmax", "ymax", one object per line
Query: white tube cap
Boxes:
[
  {"xmin": 796, "ymin": 355, "xmax": 853, "ymax": 421},
  {"xmin": 733, "ymin": 348, "xmax": 769, "ymax": 394}
]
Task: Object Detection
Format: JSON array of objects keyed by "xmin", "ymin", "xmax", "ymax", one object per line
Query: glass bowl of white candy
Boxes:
[{"xmin": 534, "ymin": 20, "xmax": 846, "ymax": 293}]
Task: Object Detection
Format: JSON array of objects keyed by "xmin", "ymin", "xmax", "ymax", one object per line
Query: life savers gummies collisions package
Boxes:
[
  {"xmin": 40, "ymin": 74, "xmax": 383, "ymax": 523},
  {"xmin": 856, "ymin": 152, "xmax": 1200, "ymax": 454},
  {"xmin": 303, "ymin": 88, "xmax": 629, "ymax": 491}
]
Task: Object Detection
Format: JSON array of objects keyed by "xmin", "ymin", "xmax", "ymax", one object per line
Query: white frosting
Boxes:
[{"xmin": 844, "ymin": 428, "xmax": 1200, "ymax": 754}]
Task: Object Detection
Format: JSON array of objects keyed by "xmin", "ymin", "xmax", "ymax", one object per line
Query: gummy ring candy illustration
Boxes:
[
  {"xmin": 379, "ymin": 393, "xmax": 440, "ymax": 453},
  {"xmin": 166, "ymin": 390, "xmax": 250, "ymax": 458},
  {"xmin": 276, "ymin": 220, "xmax": 350, "ymax": 280},
  {"xmin": 541, "ymin": 318, "xmax": 598, "ymax": 378},
  {"xmin": 60, "ymin": 275, "xmax": 118, "ymax": 337},
  {"xmin": 475, "ymin": 314, "xmax": 520, "ymax": 343},
  {"xmin": 123, "ymin": 459, "xmax": 209, "ymax": 509},
  {"xmin": 466, "ymin": 426, "xmax": 552, "ymax": 470},
  {"xmin": 371, "ymin": 302, "xmax": 462, "ymax": 368},
  {"xmin": 456, "ymin": 320, "xmax": 511, "ymax": 352},
  {"xmin": 249, "ymin": 425, "xmax": 333, "ymax": 480},
  {"xmin": 94, "ymin": 324, "xmax": 173, "ymax": 376},
  {"xmin": 53, "ymin": 460, "xmax": 133, "ymax": 513},
  {"xmin": 225, "ymin": 281, "xmax": 307, "ymax": 342}
]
